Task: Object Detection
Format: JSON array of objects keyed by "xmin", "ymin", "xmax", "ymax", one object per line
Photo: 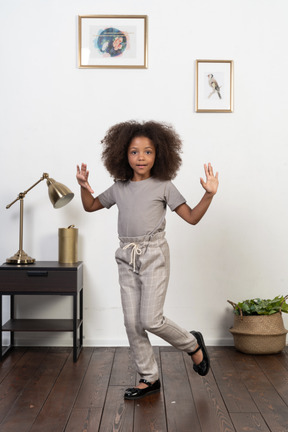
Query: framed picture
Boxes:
[
  {"xmin": 78, "ymin": 15, "xmax": 148, "ymax": 69},
  {"xmin": 196, "ymin": 60, "xmax": 234, "ymax": 112}
]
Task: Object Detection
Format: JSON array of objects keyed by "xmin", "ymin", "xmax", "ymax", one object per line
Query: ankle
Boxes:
[
  {"xmin": 137, "ymin": 379, "xmax": 157, "ymax": 389},
  {"xmin": 189, "ymin": 345, "xmax": 203, "ymax": 365}
]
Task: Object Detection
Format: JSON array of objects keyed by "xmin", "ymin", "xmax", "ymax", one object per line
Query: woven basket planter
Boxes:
[{"xmin": 229, "ymin": 312, "xmax": 288, "ymax": 354}]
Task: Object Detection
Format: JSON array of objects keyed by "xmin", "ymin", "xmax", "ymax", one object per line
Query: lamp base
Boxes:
[{"xmin": 6, "ymin": 249, "xmax": 35, "ymax": 265}]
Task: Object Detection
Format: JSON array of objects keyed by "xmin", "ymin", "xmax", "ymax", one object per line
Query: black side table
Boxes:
[{"xmin": 0, "ymin": 261, "xmax": 83, "ymax": 362}]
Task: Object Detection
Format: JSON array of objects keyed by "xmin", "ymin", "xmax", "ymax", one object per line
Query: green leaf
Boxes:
[{"xmin": 229, "ymin": 295, "xmax": 288, "ymax": 315}]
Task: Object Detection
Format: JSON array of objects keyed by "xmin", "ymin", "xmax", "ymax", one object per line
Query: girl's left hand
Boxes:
[{"xmin": 200, "ymin": 163, "xmax": 219, "ymax": 195}]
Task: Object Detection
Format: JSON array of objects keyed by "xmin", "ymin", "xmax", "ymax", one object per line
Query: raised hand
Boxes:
[
  {"xmin": 76, "ymin": 163, "xmax": 94, "ymax": 194},
  {"xmin": 200, "ymin": 163, "xmax": 219, "ymax": 195}
]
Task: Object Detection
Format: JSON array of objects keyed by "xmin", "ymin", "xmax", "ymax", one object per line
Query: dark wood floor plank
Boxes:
[
  {"xmin": 184, "ymin": 353, "xmax": 236, "ymax": 432},
  {"xmin": 0, "ymin": 348, "xmax": 49, "ymax": 423},
  {"xmin": 0, "ymin": 348, "xmax": 26, "ymax": 382},
  {"xmin": 161, "ymin": 350, "xmax": 201, "ymax": 432},
  {"xmin": 209, "ymin": 347, "xmax": 259, "ymax": 413},
  {"xmin": 109, "ymin": 346, "xmax": 136, "ymax": 386},
  {"xmin": 29, "ymin": 348, "xmax": 94, "ymax": 432},
  {"xmin": 73, "ymin": 347, "xmax": 114, "ymax": 409},
  {"xmin": 255, "ymin": 354, "xmax": 288, "ymax": 405},
  {"xmin": 64, "ymin": 408, "xmax": 103, "ymax": 432},
  {"xmin": 277, "ymin": 348, "xmax": 288, "ymax": 370},
  {"xmin": 228, "ymin": 350, "xmax": 288, "ymax": 432},
  {"xmin": 0, "ymin": 350, "xmax": 69, "ymax": 432},
  {"xmin": 98, "ymin": 385, "xmax": 134, "ymax": 432},
  {"xmin": 133, "ymin": 392, "xmax": 167, "ymax": 432},
  {"xmin": 1, "ymin": 346, "xmax": 287, "ymax": 432},
  {"xmin": 134, "ymin": 347, "xmax": 167, "ymax": 432},
  {"xmin": 230, "ymin": 413, "xmax": 271, "ymax": 432}
]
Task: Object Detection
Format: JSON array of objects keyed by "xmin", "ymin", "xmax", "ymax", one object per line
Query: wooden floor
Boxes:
[{"xmin": 1, "ymin": 346, "xmax": 288, "ymax": 432}]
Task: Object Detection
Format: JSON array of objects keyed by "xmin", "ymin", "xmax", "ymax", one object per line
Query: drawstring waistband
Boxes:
[
  {"xmin": 119, "ymin": 232, "xmax": 166, "ymax": 272},
  {"xmin": 123, "ymin": 243, "xmax": 142, "ymax": 272}
]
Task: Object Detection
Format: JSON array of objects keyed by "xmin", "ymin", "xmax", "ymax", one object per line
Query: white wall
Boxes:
[{"xmin": 1, "ymin": 0, "xmax": 288, "ymax": 347}]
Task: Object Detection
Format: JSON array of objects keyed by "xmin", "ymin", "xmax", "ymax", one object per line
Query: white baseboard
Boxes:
[{"xmin": 11, "ymin": 334, "xmax": 235, "ymax": 347}]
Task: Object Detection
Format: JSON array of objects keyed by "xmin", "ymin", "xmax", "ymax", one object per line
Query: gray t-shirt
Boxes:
[{"xmin": 98, "ymin": 177, "xmax": 186, "ymax": 237}]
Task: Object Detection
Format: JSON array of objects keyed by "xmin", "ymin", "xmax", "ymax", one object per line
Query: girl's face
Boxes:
[{"xmin": 127, "ymin": 136, "xmax": 156, "ymax": 181}]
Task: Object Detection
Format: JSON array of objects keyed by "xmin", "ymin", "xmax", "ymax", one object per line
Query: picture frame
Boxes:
[
  {"xmin": 195, "ymin": 60, "xmax": 234, "ymax": 112},
  {"xmin": 78, "ymin": 15, "xmax": 148, "ymax": 69}
]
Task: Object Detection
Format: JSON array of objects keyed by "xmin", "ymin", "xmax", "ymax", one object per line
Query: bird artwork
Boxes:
[{"xmin": 207, "ymin": 74, "xmax": 222, "ymax": 99}]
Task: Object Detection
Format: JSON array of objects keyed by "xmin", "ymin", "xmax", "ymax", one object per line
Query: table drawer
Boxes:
[{"xmin": 0, "ymin": 270, "xmax": 79, "ymax": 293}]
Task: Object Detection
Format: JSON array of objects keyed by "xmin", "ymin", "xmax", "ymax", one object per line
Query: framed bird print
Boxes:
[
  {"xmin": 78, "ymin": 15, "xmax": 148, "ymax": 69},
  {"xmin": 195, "ymin": 60, "xmax": 234, "ymax": 112}
]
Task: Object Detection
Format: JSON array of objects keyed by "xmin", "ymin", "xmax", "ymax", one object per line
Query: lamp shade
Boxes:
[
  {"xmin": 6, "ymin": 173, "xmax": 74, "ymax": 264},
  {"xmin": 47, "ymin": 178, "xmax": 74, "ymax": 209}
]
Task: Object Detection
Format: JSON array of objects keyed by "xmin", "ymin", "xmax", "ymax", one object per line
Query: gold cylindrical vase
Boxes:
[{"xmin": 58, "ymin": 225, "xmax": 78, "ymax": 263}]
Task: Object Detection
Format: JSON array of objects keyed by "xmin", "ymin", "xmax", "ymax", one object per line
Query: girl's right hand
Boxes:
[{"xmin": 76, "ymin": 163, "xmax": 94, "ymax": 194}]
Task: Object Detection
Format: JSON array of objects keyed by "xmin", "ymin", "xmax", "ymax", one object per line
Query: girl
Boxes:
[{"xmin": 76, "ymin": 120, "xmax": 219, "ymax": 400}]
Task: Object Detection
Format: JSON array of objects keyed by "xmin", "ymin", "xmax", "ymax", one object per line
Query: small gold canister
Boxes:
[{"xmin": 58, "ymin": 225, "xmax": 78, "ymax": 263}]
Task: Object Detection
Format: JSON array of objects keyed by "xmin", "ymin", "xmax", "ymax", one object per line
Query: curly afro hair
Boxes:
[{"xmin": 101, "ymin": 120, "xmax": 183, "ymax": 181}]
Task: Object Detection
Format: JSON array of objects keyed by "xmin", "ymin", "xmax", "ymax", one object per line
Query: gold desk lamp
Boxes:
[{"xmin": 6, "ymin": 173, "xmax": 74, "ymax": 264}]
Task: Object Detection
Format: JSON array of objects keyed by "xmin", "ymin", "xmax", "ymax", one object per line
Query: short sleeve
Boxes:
[
  {"xmin": 164, "ymin": 182, "xmax": 186, "ymax": 211},
  {"xmin": 98, "ymin": 183, "xmax": 116, "ymax": 209}
]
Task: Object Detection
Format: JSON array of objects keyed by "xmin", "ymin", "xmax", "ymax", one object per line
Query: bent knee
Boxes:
[{"xmin": 142, "ymin": 316, "xmax": 164, "ymax": 334}]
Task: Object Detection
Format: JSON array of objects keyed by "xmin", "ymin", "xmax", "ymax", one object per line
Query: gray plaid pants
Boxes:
[{"xmin": 116, "ymin": 231, "xmax": 197, "ymax": 382}]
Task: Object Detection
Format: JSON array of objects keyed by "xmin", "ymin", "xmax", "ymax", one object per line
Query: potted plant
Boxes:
[{"xmin": 227, "ymin": 295, "xmax": 288, "ymax": 354}]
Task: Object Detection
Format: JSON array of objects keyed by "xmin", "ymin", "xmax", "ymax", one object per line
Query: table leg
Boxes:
[
  {"xmin": 11, "ymin": 295, "xmax": 14, "ymax": 346},
  {"xmin": 73, "ymin": 294, "xmax": 77, "ymax": 362},
  {"xmin": 0, "ymin": 295, "xmax": 2, "ymax": 360},
  {"xmin": 0, "ymin": 295, "xmax": 14, "ymax": 360},
  {"xmin": 80, "ymin": 289, "xmax": 83, "ymax": 351}
]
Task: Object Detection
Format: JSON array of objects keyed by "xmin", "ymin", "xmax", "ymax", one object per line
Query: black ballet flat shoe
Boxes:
[
  {"xmin": 124, "ymin": 379, "xmax": 161, "ymax": 400},
  {"xmin": 188, "ymin": 330, "xmax": 210, "ymax": 376}
]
